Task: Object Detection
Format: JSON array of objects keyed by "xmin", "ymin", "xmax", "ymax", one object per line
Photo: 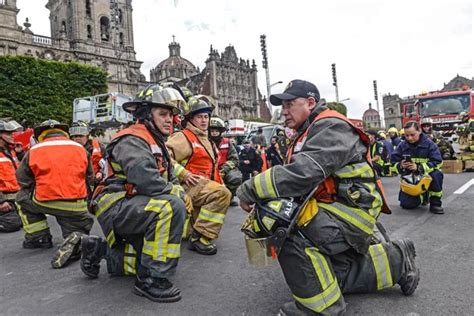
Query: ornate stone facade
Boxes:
[
  {"xmin": 153, "ymin": 43, "xmax": 270, "ymax": 121},
  {"xmin": 0, "ymin": 0, "xmax": 143, "ymax": 95},
  {"xmin": 362, "ymin": 103, "xmax": 381, "ymax": 130}
]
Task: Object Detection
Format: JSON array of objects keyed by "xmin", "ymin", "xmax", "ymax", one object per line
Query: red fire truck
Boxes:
[{"xmin": 402, "ymin": 88, "xmax": 473, "ymax": 136}]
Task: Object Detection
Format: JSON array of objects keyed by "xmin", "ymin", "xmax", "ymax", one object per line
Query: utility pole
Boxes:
[
  {"xmin": 331, "ymin": 63, "xmax": 339, "ymax": 102},
  {"xmin": 260, "ymin": 34, "xmax": 272, "ymax": 115},
  {"xmin": 110, "ymin": 0, "xmax": 123, "ymax": 93},
  {"xmin": 373, "ymin": 80, "xmax": 381, "ymax": 127}
]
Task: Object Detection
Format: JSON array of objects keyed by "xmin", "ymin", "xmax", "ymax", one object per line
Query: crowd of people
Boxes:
[{"xmin": 2, "ymin": 78, "xmax": 471, "ymax": 314}]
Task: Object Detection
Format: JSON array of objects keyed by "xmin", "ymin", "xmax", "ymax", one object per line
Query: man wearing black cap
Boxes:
[{"xmin": 237, "ymin": 79, "xmax": 419, "ymax": 315}]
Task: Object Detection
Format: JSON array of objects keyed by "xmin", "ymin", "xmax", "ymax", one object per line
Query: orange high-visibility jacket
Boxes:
[
  {"xmin": 0, "ymin": 149, "xmax": 20, "ymax": 193},
  {"xmin": 91, "ymin": 139, "xmax": 103, "ymax": 175}
]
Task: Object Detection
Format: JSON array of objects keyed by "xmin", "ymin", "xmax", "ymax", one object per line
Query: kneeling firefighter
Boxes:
[
  {"xmin": 166, "ymin": 97, "xmax": 232, "ymax": 255},
  {"xmin": 80, "ymin": 85, "xmax": 188, "ymax": 302},
  {"xmin": 237, "ymin": 79, "xmax": 420, "ymax": 315},
  {"xmin": 209, "ymin": 116, "xmax": 242, "ymax": 206}
]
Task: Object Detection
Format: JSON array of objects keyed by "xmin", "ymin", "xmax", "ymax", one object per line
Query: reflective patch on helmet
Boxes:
[
  {"xmin": 267, "ymin": 200, "xmax": 282, "ymax": 213},
  {"xmin": 262, "ymin": 216, "xmax": 276, "ymax": 232}
]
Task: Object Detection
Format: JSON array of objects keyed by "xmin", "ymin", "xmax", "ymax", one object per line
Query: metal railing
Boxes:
[{"xmin": 32, "ymin": 35, "xmax": 52, "ymax": 46}]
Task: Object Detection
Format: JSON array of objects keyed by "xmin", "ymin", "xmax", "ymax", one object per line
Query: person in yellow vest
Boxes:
[
  {"xmin": 0, "ymin": 120, "xmax": 23, "ymax": 233},
  {"xmin": 237, "ymin": 80, "xmax": 419, "ymax": 315},
  {"xmin": 15, "ymin": 120, "xmax": 94, "ymax": 269},
  {"xmin": 69, "ymin": 121, "xmax": 106, "ymax": 183},
  {"xmin": 167, "ymin": 97, "xmax": 232, "ymax": 255},
  {"xmin": 81, "ymin": 85, "xmax": 188, "ymax": 302}
]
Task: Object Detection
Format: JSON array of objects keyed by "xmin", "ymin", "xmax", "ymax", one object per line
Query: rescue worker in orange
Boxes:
[
  {"xmin": 69, "ymin": 121, "xmax": 106, "ymax": 183},
  {"xmin": 15, "ymin": 120, "xmax": 94, "ymax": 269},
  {"xmin": 81, "ymin": 85, "xmax": 188, "ymax": 303},
  {"xmin": 0, "ymin": 120, "xmax": 23, "ymax": 233},
  {"xmin": 237, "ymin": 80, "xmax": 420, "ymax": 315},
  {"xmin": 167, "ymin": 97, "xmax": 232, "ymax": 255},
  {"xmin": 209, "ymin": 116, "xmax": 241, "ymax": 206}
]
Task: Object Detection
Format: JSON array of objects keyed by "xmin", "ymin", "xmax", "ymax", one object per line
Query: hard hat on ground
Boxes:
[
  {"xmin": 69, "ymin": 121, "xmax": 90, "ymax": 136},
  {"xmin": 122, "ymin": 85, "xmax": 185, "ymax": 117},
  {"xmin": 34, "ymin": 119, "xmax": 69, "ymax": 141},
  {"xmin": 400, "ymin": 174, "xmax": 432, "ymax": 197}
]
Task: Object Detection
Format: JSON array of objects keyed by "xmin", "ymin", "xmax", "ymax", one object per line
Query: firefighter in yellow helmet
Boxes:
[
  {"xmin": 167, "ymin": 97, "xmax": 232, "ymax": 255},
  {"xmin": 80, "ymin": 85, "xmax": 188, "ymax": 302}
]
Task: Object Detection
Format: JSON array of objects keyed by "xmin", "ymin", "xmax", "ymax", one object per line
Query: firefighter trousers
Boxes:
[
  {"xmin": 399, "ymin": 169, "xmax": 443, "ymax": 209},
  {"xmin": 182, "ymin": 178, "xmax": 231, "ymax": 240},
  {"xmin": 0, "ymin": 202, "xmax": 22, "ymax": 233},
  {"xmin": 96, "ymin": 193, "xmax": 186, "ymax": 278},
  {"xmin": 16, "ymin": 198, "xmax": 93, "ymax": 241},
  {"xmin": 278, "ymin": 210, "xmax": 408, "ymax": 315}
]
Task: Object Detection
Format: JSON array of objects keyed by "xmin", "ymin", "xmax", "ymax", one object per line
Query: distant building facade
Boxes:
[
  {"xmin": 363, "ymin": 103, "xmax": 381, "ymax": 130},
  {"xmin": 152, "ymin": 42, "xmax": 270, "ymax": 122},
  {"xmin": 0, "ymin": 0, "xmax": 143, "ymax": 95}
]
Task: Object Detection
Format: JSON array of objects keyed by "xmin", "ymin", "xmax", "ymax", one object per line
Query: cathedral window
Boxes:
[
  {"xmin": 85, "ymin": 0, "xmax": 92, "ymax": 18},
  {"xmin": 100, "ymin": 16, "xmax": 110, "ymax": 42},
  {"xmin": 61, "ymin": 21, "xmax": 67, "ymax": 34},
  {"xmin": 87, "ymin": 25, "xmax": 92, "ymax": 39},
  {"xmin": 118, "ymin": 9, "xmax": 123, "ymax": 25},
  {"xmin": 119, "ymin": 32, "xmax": 124, "ymax": 46}
]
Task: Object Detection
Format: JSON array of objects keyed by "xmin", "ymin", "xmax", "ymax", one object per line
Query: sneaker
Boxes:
[
  {"xmin": 51, "ymin": 232, "xmax": 83, "ymax": 269},
  {"xmin": 188, "ymin": 233, "xmax": 217, "ymax": 255},
  {"xmin": 429, "ymin": 205, "xmax": 444, "ymax": 214},
  {"xmin": 23, "ymin": 236, "xmax": 53, "ymax": 249},
  {"xmin": 278, "ymin": 301, "xmax": 312, "ymax": 316},
  {"xmin": 81, "ymin": 235, "xmax": 106, "ymax": 278},
  {"xmin": 133, "ymin": 276, "xmax": 181, "ymax": 303},
  {"xmin": 395, "ymin": 239, "xmax": 420, "ymax": 296}
]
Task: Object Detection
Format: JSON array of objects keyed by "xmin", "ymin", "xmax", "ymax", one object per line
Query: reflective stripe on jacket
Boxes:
[
  {"xmin": 181, "ymin": 129, "xmax": 223, "ymax": 184},
  {"xmin": 29, "ymin": 136, "xmax": 88, "ymax": 201},
  {"xmin": 0, "ymin": 149, "xmax": 20, "ymax": 193}
]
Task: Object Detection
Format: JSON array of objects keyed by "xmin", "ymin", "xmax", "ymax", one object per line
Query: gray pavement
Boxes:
[{"xmin": 1, "ymin": 173, "xmax": 473, "ymax": 315}]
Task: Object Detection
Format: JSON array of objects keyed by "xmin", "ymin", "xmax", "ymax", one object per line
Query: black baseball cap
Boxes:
[{"xmin": 270, "ymin": 79, "xmax": 320, "ymax": 106}]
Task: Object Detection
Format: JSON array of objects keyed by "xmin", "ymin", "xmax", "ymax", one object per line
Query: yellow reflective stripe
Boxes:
[
  {"xmin": 110, "ymin": 161, "xmax": 122, "ymax": 171},
  {"xmin": 106, "ymin": 231, "xmax": 116, "ymax": 247},
  {"xmin": 369, "ymin": 244, "xmax": 393, "ymax": 290},
  {"xmin": 115, "ymin": 173, "xmax": 127, "ymax": 179},
  {"xmin": 174, "ymin": 164, "xmax": 186, "ymax": 177},
  {"xmin": 253, "ymin": 169, "xmax": 277, "ymax": 199},
  {"xmin": 33, "ymin": 196, "xmax": 88, "ymax": 212},
  {"xmin": 412, "ymin": 158, "xmax": 429, "ymax": 163},
  {"xmin": 429, "ymin": 191, "xmax": 443, "ymax": 198},
  {"xmin": 167, "ymin": 243, "xmax": 181, "ymax": 259},
  {"xmin": 123, "ymin": 243, "xmax": 137, "ymax": 275},
  {"xmin": 23, "ymin": 219, "xmax": 49, "ymax": 234},
  {"xmin": 182, "ymin": 214, "xmax": 191, "ymax": 238},
  {"xmin": 363, "ymin": 183, "xmax": 382, "ymax": 218},
  {"xmin": 421, "ymin": 162, "xmax": 434, "ymax": 174},
  {"xmin": 180, "ymin": 159, "xmax": 188, "ymax": 166},
  {"xmin": 2, "ymin": 193, "xmax": 17, "ymax": 200},
  {"xmin": 335, "ymin": 163, "xmax": 373, "ymax": 178},
  {"xmin": 143, "ymin": 199, "xmax": 172, "ymax": 262},
  {"xmin": 197, "ymin": 208, "xmax": 225, "ymax": 225},
  {"xmin": 95, "ymin": 191, "xmax": 126, "ymax": 217},
  {"xmin": 319, "ymin": 202, "xmax": 375, "ymax": 235},
  {"xmin": 305, "ymin": 248, "xmax": 334, "ymax": 289},
  {"xmin": 293, "ymin": 277, "xmax": 341, "ymax": 313},
  {"xmin": 170, "ymin": 185, "xmax": 184, "ymax": 198}
]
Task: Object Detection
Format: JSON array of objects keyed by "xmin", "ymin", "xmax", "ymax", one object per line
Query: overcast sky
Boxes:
[{"xmin": 17, "ymin": 0, "xmax": 473, "ymax": 119}]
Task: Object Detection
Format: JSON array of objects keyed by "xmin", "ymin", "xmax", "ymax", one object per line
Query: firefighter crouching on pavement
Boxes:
[
  {"xmin": 69, "ymin": 121, "xmax": 106, "ymax": 183},
  {"xmin": 167, "ymin": 97, "xmax": 232, "ymax": 255},
  {"xmin": 392, "ymin": 121, "xmax": 444, "ymax": 214},
  {"xmin": 237, "ymin": 79, "xmax": 419, "ymax": 315},
  {"xmin": 367, "ymin": 130, "xmax": 387, "ymax": 177},
  {"xmin": 15, "ymin": 120, "xmax": 94, "ymax": 268},
  {"xmin": 0, "ymin": 120, "xmax": 23, "ymax": 233},
  {"xmin": 209, "ymin": 116, "xmax": 242, "ymax": 206},
  {"xmin": 81, "ymin": 85, "xmax": 187, "ymax": 303}
]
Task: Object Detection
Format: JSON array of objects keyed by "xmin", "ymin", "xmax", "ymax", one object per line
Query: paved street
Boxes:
[{"xmin": 1, "ymin": 173, "xmax": 473, "ymax": 315}]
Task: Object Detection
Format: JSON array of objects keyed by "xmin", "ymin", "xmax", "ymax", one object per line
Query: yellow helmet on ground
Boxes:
[{"xmin": 400, "ymin": 174, "xmax": 432, "ymax": 197}]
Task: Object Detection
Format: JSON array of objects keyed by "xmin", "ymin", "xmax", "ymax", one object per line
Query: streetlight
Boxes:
[
  {"xmin": 270, "ymin": 81, "xmax": 283, "ymax": 89},
  {"xmin": 340, "ymin": 98, "xmax": 350, "ymax": 103}
]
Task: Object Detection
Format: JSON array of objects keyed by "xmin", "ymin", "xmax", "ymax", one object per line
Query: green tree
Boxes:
[
  {"xmin": 0, "ymin": 55, "xmax": 107, "ymax": 127},
  {"xmin": 327, "ymin": 102, "xmax": 348, "ymax": 116}
]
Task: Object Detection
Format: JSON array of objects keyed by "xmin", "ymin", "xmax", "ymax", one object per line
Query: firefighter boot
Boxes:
[
  {"xmin": 278, "ymin": 301, "xmax": 313, "ymax": 316},
  {"xmin": 188, "ymin": 231, "xmax": 217, "ymax": 255},
  {"xmin": 395, "ymin": 239, "xmax": 420, "ymax": 296},
  {"xmin": 81, "ymin": 235, "xmax": 107, "ymax": 278},
  {"xmin": 429, "ymin": 205, "xmax": 444, "ymax": 214},
  {"xmin": 51, "ymin": 232, "xmax": 83, "ymax": 269},
  {"xmin": 23, "ymin": 236, "xmax": 53, "ymax": 249},
  {"xmin": 133, "ymin": 275, "xmax": 181, "ymax": 303}
]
